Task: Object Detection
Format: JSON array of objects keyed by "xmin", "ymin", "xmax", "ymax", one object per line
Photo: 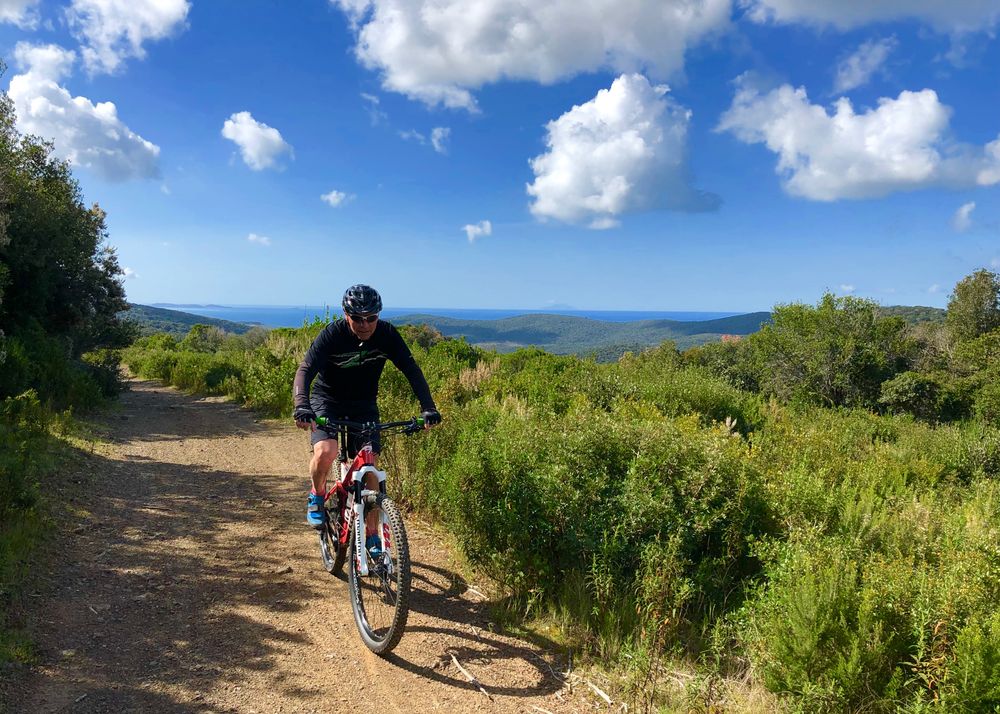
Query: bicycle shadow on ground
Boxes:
[{"xmin": 379, "ymin": 557, "xmax": 572, "ymax": 702}]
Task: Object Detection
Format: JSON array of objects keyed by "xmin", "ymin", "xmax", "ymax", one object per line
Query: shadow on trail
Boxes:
[
  {"xmin": 106, "ymin": 380, "xmax": 271, "ymax": 444},
  {"xmin": 381, "ymin": 558, "xmax": 568, "ymax": 701},
  {"xmin": 7, "ymin": 441, "xmax": 317, "ymax": 711}
]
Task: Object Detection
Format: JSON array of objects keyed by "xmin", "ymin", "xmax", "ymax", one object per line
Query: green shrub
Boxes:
[
  {"xmin": 747, "ymin": 545, "xmax": 910, "ymax": 711},
  {"xmin": 946, "ymin": 612, "xmax": 1000, "ymax": 711},
  {"xmin": 879, "ymin": 371, "xmax": 943, "ymax": 421},
  {"xmin": 124, "ymin": 347, "xmax": 179, "ymax": 383},
  {"xmin": 974, "ymin": 379, "xmax": 1000, "ymax": 427}
]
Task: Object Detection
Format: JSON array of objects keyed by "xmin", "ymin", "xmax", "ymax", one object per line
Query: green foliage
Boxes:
[
  {"xmin": 879, "ymin": 305, "xmax": 948, "ymax": 325},
  {"xmin": 0, "ymin": 391, "xmax": 51, "ymax": 663},
  {"xmin": 974, "ymin": 381, "xmax": 1000, "ymax": 427},
  {"xmin": 878, "ymin": 371, "xmax": 972, "ymax": 423},
  {"xmin": 750, "ymin": 293, "xmax": 913, "ymax": 409},
  {"xmin": 946, "ymin": 611, "xmax": 1000, "ymax": 711},
  {"xmin": 749, "ymin": 547, "xmax": 909, "ymax": 711},
  {"xmin": 682, "ymin": 337, "xmax": 760, "ymax": 392},
  {"xmin": 179, "ymin": 323, "xmax": 226, "ymax": 353},
  {"xmin": 946, "ymin": 269, "xmax": 1000, "ymax": 342},
  {"xmin": 0, "ymin": 101, "xmax": 134, "ymax": 358}
]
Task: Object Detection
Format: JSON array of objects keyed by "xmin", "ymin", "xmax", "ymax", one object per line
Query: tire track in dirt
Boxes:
[{"xmin": 3, "ymin": 380, "xmax": 606, "ymax": 713}]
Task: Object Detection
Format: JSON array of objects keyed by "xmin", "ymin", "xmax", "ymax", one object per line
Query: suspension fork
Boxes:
[{"xmin": 351, "ymin": 464, "xmax": 387, "ymax": 577}]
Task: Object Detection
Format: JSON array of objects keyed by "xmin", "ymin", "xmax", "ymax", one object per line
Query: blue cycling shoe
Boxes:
[
  {"xmin": 306, "ymin": 493, "xmax": 326, "ymax": 529},
  {"xmin": 366, "ymin": 533, "xmax": 383, "ymax": 559}
]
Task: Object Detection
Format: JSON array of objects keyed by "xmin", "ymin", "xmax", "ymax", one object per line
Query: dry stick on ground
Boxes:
[
  {"xmin": 586, "ymin": 680, "xmax": 613, "ymax": 706},
  {"xmin": 566, "ymin": 673, "xmax": 614, "ymax": 706},
  {"xmin": 529, "ymin": 706, "xmax": 554, "ymax": 714},
  {"xmin": 449, "ymin": 653, "xmax": 492, "ymax": 700}
]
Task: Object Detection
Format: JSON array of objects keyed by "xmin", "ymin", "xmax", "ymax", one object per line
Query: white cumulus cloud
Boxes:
[
  {"xmin": 247, "ymin": 233, "xmax": 272, "ymax": 246},
  {"xmin": 717, "ymin": 79, "xmax": 1000, "ymax": 201},
  {"xmin": 741, "ymin": 0, "xmax": 1000, "ymax": 33},
  {"xmin": 839, "ymin": 284, "xmax": 856, "ymax": 294},
  {"xmin": 929, "ymin": 283, "xmax": 941, "ymax": 293},
  {"xmin": 834, "ymin": 37, "xmax": 896, "ymax": 93},
  {"xmin": 331, "ymin": 0, "xmax": 731, "ymax": 109},
  {"xmin": 222, "ymin": 111, "xmax": 293, "ymax": 171},
  {"xmin": 0, "ymin": 0, "xmax": 40, "ymax": 27},
  {"xmin": 431, "ymin": 126, "xmax": 450, "ymax": 154},
  {"xmin": 8, "ymin": 42, "xmax": 161, "ymax": 181},
  {"xmin": 122, "ymin": 266, "xmax": 138, "ymax": 278},
  {"xmin": 952, "ymin": 201, "xmax": 976, "ymax": 232},
  {"xmin": 463, "ymin": 220, "xmax": 492, "ymax": 242},
  {"xmin": 321, "ymin": 189, "xmax": 354, "ymax": 207},
  {"xmin": 67, "ymin": 0, "xmax": 190, "ymax": 74},
  {"xmin": 527, "ymin": 73, "xmax": 719, "ymax": 229}
]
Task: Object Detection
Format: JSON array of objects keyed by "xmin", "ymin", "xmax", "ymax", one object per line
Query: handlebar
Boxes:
[{"xmin": 315, "ymin": 415, "xmax": 425, "ymax": 435}]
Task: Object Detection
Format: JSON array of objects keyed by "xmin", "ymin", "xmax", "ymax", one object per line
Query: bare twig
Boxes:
[
  {"xmin": 465, "ymin": 585, "xmax": 486, "ymax": 599},
  {"xmin": 529, "ymin": 706, "xmax": 554, "ymax": 714},
  {"xmin": 587, "ymin": 680, "xmax": 613, "ymax": 706},
  {"xmin": 450, "ymin": 653, "xmax": 492, "ymax": 700}
]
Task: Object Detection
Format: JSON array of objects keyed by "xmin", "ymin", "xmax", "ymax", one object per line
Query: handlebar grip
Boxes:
[
  {"xmin": 315, "ymin": 416, "xmax": 328, "ymax": 426},
  {"xmin": 415, "ymin": 416, "xmax": 425, "ymax": 428}
]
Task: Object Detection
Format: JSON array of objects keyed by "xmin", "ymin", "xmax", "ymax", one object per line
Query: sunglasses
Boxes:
[{"xmin": 348, "ymin": 313, "xmax": 379, "ymax": 324}]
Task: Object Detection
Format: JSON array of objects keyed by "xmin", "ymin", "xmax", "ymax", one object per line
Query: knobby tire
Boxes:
[{"xmin": 348, "ymin": 494, "xmax": 411, "ymax": 655}]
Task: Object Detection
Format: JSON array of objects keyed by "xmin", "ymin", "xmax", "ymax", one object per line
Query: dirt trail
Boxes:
[{"xmin": 4, "ymin": 380, "xmax": 604, "ymax": 713}]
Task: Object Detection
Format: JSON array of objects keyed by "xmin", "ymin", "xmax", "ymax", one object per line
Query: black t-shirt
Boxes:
[{"xmin": 292, "ymin": 319, "xmax": 435, "ymax": 412}]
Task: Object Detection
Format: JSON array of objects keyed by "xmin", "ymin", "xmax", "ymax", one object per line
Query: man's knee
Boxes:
[{"xmin": 312, "ymin": 441, "xmax": 338, "ymax": 472}]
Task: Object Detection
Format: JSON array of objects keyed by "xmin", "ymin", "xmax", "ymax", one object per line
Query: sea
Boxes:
[{"xmin": 152, "ymin": 304, "xmax": 743, "ymax": 328}]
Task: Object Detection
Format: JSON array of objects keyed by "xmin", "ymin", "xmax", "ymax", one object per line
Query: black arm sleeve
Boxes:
[
  {"xmin": 385, "ymin": 325, "xmax": 436, "ymax": 412},
  {"xmin": 292, "ymin": 327, "xmax": 331, "ymax": 410}
]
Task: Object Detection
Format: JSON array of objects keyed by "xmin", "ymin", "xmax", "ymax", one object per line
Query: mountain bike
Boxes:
[{"xmin": 314, "ymin": 415, "xmax": 424, "ymax": 654}]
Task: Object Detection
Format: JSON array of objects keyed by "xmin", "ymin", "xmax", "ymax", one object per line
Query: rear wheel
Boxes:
[
  {"xmin": 348, "ymin": 495, "xmax": 410, "ymax": 654},
  {"xmin": 319, "ymin": 521, "xmax": 345, "ymax": 575},
  {"xmin": 318, "ymin": 497, "xmax": 346, "ymax": 576}
]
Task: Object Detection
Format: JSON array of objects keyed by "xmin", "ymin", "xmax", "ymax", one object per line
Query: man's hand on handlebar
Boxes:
[
  {"xmin": 421, "ymin": 409, "xmax": 442, "ymax": 430},
  {"xmin": 293, "ymin": 406, "xmax": 317, "ymax": 431}
]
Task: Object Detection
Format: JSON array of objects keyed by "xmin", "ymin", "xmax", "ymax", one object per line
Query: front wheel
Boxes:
[{"xmin": 348, "ymin": 494, "xmax": 411, "ymax": 654}]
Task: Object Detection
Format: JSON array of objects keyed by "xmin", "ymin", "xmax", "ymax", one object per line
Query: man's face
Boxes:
[{"xmin": 346, "ymin": 312, "xmax": 379, "ymax": 341}]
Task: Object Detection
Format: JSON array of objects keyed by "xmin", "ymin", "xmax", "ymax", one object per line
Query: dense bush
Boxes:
[{"xmin": 750, "ymin": 294, "xmax": 913, "ymax": 409}]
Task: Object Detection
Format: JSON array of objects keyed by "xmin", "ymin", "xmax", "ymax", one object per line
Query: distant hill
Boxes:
[
  {"xmin": 880, "ymin": 305, "xmax": 947, "ymax": 325},
  {"xmin": 391, "ymin": 312, "xmax": 773, "ymax": 356},
  {"xmin": 125, "ymin": 304, "xmax": 256, "ymax": 337},
  {"xmin": 126, "ymin": 303, "xmax": 944, "ymax": 354}
]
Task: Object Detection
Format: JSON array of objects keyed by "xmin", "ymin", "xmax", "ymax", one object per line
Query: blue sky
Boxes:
[{"xmin": 2, "ymin": 0, "xmax": 998, "ymax": 312}]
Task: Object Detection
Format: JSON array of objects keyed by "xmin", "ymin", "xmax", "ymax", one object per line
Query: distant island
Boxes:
[{"xmin": 127, "ymin": 303, "xmax": 946, "ymax": 357}]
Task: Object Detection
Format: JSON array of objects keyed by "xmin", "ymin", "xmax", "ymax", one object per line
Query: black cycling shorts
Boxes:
[{"xmin": 309, "ymin": 398, "xmax": 381, "ymax": 456}]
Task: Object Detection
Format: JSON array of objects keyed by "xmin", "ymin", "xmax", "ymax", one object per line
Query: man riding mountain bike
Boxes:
[{"xmin": 292, "ymin": 284, "xmax": 440, "ymax": 557}]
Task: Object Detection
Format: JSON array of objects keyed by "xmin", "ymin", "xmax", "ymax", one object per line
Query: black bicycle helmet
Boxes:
[{"xmin": 342, "ymin": 284, "xmax": 382, "ymax": 316}]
